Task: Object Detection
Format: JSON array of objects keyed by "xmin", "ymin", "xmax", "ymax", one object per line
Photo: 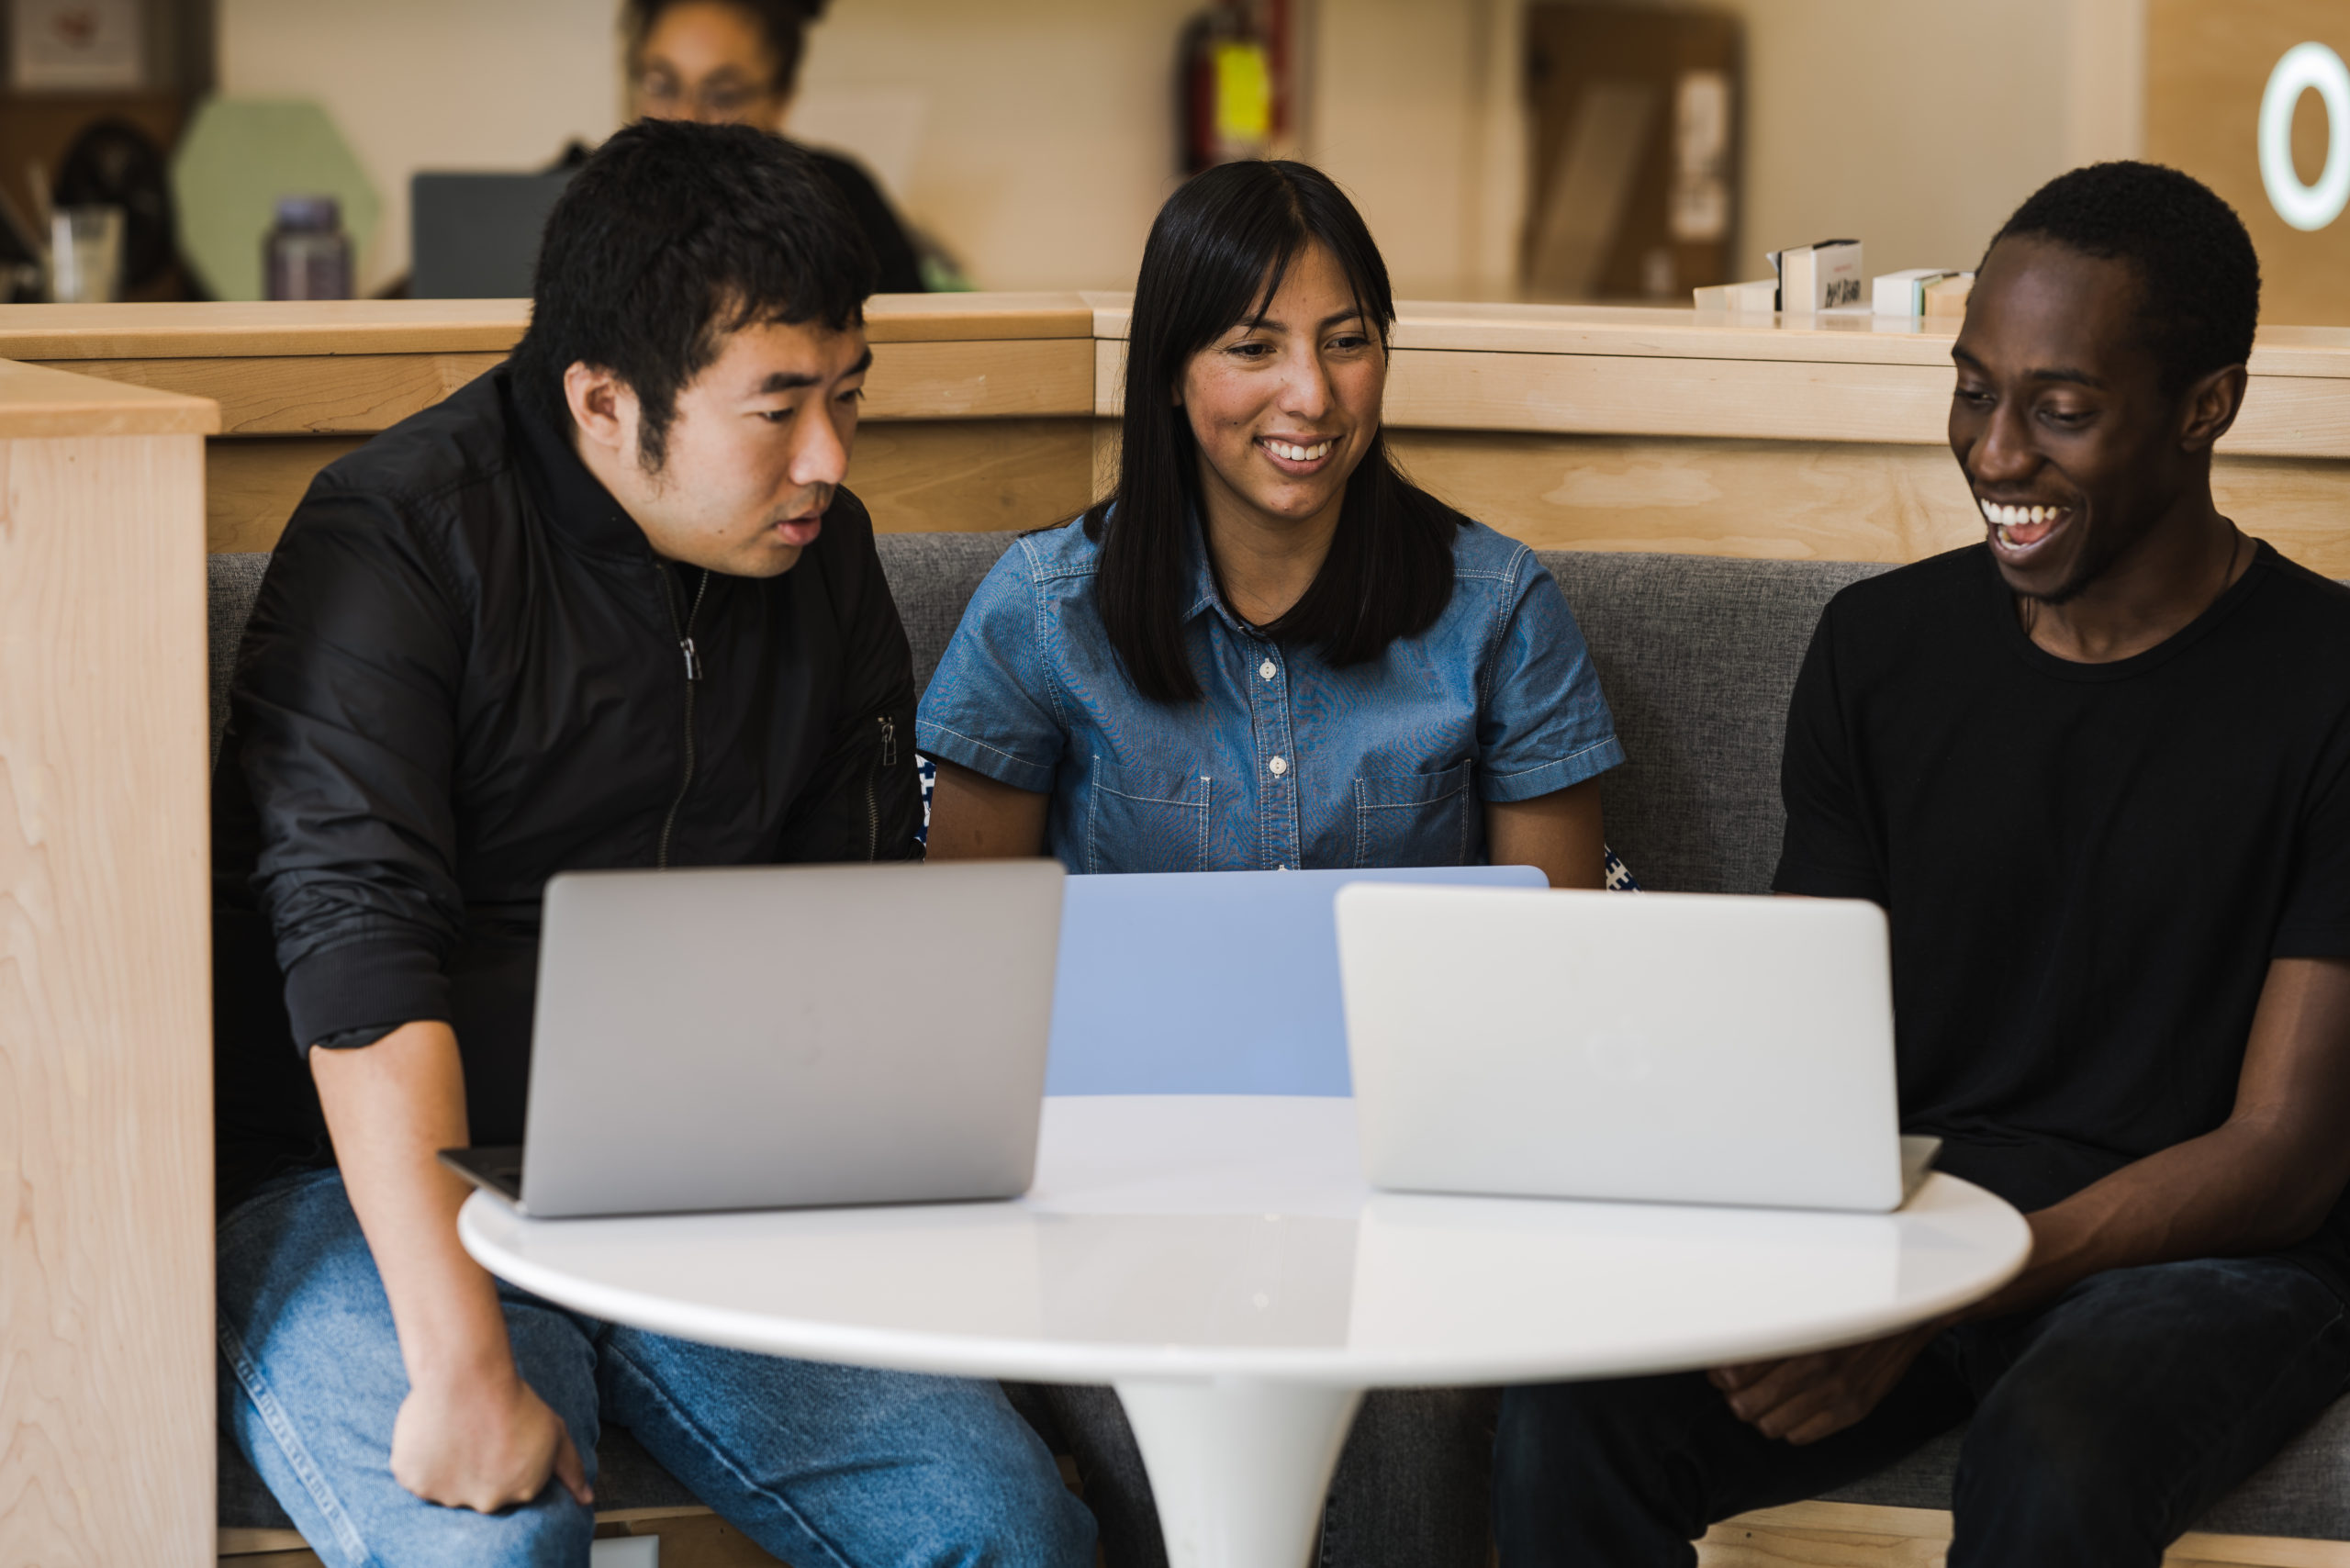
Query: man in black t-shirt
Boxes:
[{"xmin": 1494, "ymin": 164, "xmax": 2350, "ymax": 1567}]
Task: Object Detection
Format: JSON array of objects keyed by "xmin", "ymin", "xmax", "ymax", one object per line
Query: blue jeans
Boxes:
[
  {"xmin": 1494, "ymin": 1256, "xmax": 2350, "ymax": 1568},
  {"xmin": 217, "ymin": 1170, "xmax": 1098, "ymax": 1568}
]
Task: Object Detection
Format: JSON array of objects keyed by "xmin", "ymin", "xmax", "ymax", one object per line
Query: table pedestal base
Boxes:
[{"xmin": 1113, "ymin": 1378, "xmax": 1364, "ymax": 1568}]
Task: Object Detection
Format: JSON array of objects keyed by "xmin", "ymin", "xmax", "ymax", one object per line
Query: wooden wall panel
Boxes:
[
  {"xmin": 0, "ymin": 431, "xmax": 213, "ymax": 1568},
  {"xmin": 846, "ymin": 418, "xmax": 1095, "ymax": 535},
  {"xmin": 2146, "ymin": 0, "xmax": 2350, "ymax": 328},
  {"xmin": 39, "ymin": 353, "xmax": 504, "ymax": 435},
  {"xmin": 207, "ymin": 436, "xmax": 370, "ymax": 552},
  {"xmin": 205, "ymin": 420, "xmax": 1102, "ymax": 553},
  {"xmin": 37, "ymin": 337, "xmax": 1093, "ymax": 443},
  {"xmin": 1392, "ymin": 431, "xmax": 1979, "ymax": 562},
  {"xmin": 1390, "ymin": 430, "xmax": 2350, "ymax": 577}
]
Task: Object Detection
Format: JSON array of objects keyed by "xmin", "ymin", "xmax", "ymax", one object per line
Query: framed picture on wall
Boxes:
[{"xmin": 10, "ymin": 0, "xmax": 148, "ymax": 93}]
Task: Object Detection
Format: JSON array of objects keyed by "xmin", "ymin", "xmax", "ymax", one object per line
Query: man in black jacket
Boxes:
[{"xmin": 211, "ymin": 120, "xmax": 1094, "ymax": 1568}]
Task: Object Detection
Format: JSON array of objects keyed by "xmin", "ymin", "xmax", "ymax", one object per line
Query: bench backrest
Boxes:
[{"xmin": 207, "ymin": 540, "xmax": 1889, "ymax": 894}]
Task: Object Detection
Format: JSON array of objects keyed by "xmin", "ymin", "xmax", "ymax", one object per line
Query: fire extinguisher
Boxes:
[{"xmin": 1179, "ymin": 0, "xmax": 1290, "ymax": 174}]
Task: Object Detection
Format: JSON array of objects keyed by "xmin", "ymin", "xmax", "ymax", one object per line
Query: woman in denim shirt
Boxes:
[{"xmin": 922, "ymin": 162, "xmax": 1624, "ymax": 1566}]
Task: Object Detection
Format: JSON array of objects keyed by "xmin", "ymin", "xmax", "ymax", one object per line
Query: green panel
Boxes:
[{"xmin": 171, "ymin": 97, "xmax": 380, "ymax": 302}]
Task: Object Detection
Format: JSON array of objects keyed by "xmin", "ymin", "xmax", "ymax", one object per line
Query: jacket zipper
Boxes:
[
  {"xmin": 865, "ymin": 714, "xmax": 896, "ymax": 860},
  {"xmin": 656, "ymin": 567, "xmax": 711, "ymax": 868}
]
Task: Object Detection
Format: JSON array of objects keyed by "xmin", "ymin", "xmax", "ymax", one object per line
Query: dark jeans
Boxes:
[
  {"xmin": 1042, "ymin": 1383, "xmax": 1497, "ymax": 1568},
  {"xmin": 1495, "ymin": 1256, "xmax": 2350, "ymax": 1568}
]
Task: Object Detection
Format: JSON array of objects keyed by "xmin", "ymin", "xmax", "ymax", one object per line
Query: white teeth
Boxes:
[
  {"xmin": 1267, "ymin": 440, "xmax": 1332, "ymax": 462},
  {"xmin": 1981, "ymin": 499, "xmax": 2070, "ymax": 530}
]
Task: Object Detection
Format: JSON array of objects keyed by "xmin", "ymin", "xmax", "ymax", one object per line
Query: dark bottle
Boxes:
[{"xmin": 263, "ymin": 196, "xmax": 352, "ymax": 301}]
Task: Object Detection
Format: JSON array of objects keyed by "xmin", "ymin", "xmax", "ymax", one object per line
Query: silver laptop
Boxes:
[
  {"xmin": 442, "ymin": 860, "xmax": 1064, "ymax": 1218},
  {"xmin": 1335, "ymin": 885, "xmax": 1936, "ymax": 1213}
]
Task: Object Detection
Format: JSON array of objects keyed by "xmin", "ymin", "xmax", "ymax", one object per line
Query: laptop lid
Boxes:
[
  {"xmin": 1046, "ymin": 865, "xmax": 1546, "ymax": 1097},
  {"xmin": 410, "ymin": 170, "xmax": 574, "ymax": 299},
  {"xmin": 519, "ymin": 859, "xmax": 1062, "ymax": 1218},
  {"xmin": 1337, "ymin": 886, "xmax": 1908, "ymax": 1212}
]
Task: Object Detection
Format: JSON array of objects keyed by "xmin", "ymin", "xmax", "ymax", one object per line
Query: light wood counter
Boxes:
[
  {"xmin": 0, "ymin": 364, "xmax": 218, "ymax": 1565},
  {"xmin": 3, "ymin": 295, "xmax": 2347, "ymax": 570}
]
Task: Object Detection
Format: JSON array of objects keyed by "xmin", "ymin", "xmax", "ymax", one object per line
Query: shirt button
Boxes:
[
  {"xmin": 1259, "ymin": 659, "xmax": 1277, "ymax": 680},
  {"xmin": 1269, "ymin": 756, "xmax": 1288, "ymax": 777}
]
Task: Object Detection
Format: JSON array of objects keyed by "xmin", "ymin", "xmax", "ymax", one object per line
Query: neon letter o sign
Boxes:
[{"xmin": 2260, "ymin": 41, "xmax": 2350, "ymax": 231}]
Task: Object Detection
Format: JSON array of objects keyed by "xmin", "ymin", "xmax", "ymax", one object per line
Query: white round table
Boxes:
[{"xmin": 461, "ymin": 1095, "xmax": 2030, "ymax": 1568}]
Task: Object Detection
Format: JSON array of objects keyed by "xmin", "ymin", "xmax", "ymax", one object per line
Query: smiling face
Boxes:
[
  {"xmin": 1949, "ymin": 236, "xmax": 2204, "ymax": 603},
  {"xmin": 573, "ymin": 315, "xmax": 868, "ymax": 577},
  {"xmin": 1178, "ymin": 241, "xmax": 1385, "ymax": 541}
]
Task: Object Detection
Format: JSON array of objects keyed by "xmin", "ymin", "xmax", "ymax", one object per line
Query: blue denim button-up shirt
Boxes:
[{"xmin": 917, "ymin": 515, "xmax": 1623, "ymax": 874}]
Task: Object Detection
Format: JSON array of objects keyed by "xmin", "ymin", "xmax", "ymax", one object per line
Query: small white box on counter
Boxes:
[{"xmin": 1769, "ymin": 240, "xmax": 1863, "ymax": 313}]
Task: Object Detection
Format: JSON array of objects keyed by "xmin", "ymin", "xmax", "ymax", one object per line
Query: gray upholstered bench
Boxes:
[{"xmin": 208, "ymin": 540, "xmax": 2350, "ymax": 1563}]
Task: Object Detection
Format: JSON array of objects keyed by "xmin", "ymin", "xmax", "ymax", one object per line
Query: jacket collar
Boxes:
[{"xmin": 504, "ymin": 370, "xmax": 659, "ymax": 563}]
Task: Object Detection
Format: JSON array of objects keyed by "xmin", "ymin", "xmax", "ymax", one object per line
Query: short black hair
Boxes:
[
  {"xmin": 1088, "ymin": 159, "xmax": 1464, "ymax": 705},
  {"xmin": 510, "ymin": 118, "xmax": 874, "ymax": 466},
  {"xmin": 623, "ymin": 0, "xmax": 826, "ymax": 96},
  {"xmin": 1987, "ymin": 161, "xmax": 2261, "ymax": 394}
]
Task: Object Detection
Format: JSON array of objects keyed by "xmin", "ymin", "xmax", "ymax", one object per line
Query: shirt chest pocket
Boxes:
[
  {"xmin": 1353, "ymin": 758, "xmax": 1475, "ymax": 868},
  {"xmin": 1086, "ymin": 757, "xmax": 1212, "ymax": 874}
]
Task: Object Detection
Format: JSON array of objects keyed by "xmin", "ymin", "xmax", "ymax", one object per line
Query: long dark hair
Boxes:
[{"xmin": 1086, "ymin": 160, "xmax": 1463, "ymax": 704}]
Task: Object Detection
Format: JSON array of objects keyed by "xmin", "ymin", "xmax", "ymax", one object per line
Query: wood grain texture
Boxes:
[
  {"xmin": 9, "ymin": 293, "xmax": 2347, "ymax": 371},
  {"xmin": 860, "ymin": 339, "xmax": 1093, "ymax": 420},
  {"xmin": 1, "ymin": 432, "xmax": 214, "ymax": 1567},
  {"xmin": 206, "ymin": 436, "xmax": 370, "ymax": 553},
  {"xmin": 1382, "ymin": 352, "xmax": 2350, "ymax": 454},
  {"xmin": 846, "ymin": 418, "xmax": 1094, "ymax": 536},
  {"xmin": 1385, "ymin": 350, "xmax": 1956, "ymax": 442},
  {"xmin": 40, "ymin": 354, "xmax": 504, "ymax": 435},
  {"xmin": 200, "ymin": 420, "xmax": 1096, "ymax": 554},
  {"xmin": 0, "ymin": 359, "xmax": 218, "ymax": 438},
  {"xmin": 1391, "ymin": 431, "xmax": 2350, "ymax": 575},
  {"xmin": 0, "ymin": 294, "xmax": 1093, "ymax": 361},
  {"xmin": 31, "ymin": 337, "xmax": 1091, "ymax": 443},
  {"xmin": 1700, "ymin": 1502, "xmax": 2350, "ymax": 1567},
  {"xmin": 1390, "ymin": 431, "xmax": 1982, "ymax": 562}
]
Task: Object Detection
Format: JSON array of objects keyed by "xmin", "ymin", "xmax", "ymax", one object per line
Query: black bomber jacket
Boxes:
[{"xmin": 211, "ymin": 366, "xmax": 920, "ymax": 1207}]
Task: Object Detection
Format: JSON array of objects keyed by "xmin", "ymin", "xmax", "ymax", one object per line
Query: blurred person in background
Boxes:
[{"xmin": 623, "ymin": 0, "xmax": 931, "ymax": 293}]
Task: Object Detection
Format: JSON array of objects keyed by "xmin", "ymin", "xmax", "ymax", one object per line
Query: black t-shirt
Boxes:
[{"xmin": 1774, "ymin": 542, "xmax": 2350, "ymax": 1299}]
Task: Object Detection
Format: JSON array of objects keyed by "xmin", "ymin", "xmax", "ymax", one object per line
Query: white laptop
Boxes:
[
  {"xmin": 1335, "ymin": 885, "xmax": 1935, "ymax": 1213},
  {"xmin": 442, "ymin": 859, "xmax": 1063, "ymax": 1218}
]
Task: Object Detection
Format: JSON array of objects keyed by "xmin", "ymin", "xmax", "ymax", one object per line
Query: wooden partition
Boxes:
[
  {"xmin": 6, "ymin": 295, "xmax": 2347, "ymax": 573},
  {"xmin": 0, "ymin": 361, "xmax": 218, "ymax": 1566}
]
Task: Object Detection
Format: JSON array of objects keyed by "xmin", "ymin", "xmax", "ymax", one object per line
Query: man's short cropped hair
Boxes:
[
  {"xmin": 510, "ymin": 118, "xmax": 876, "ymax": 466},
  {"xmin": 1987, "ymin": 161, "xmax": 2260, "ymax": 395}
]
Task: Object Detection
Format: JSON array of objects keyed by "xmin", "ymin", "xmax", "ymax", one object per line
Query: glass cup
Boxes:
[{"xmin": 48, "ymin": 206, "xmax": 125, "ymax": 303}]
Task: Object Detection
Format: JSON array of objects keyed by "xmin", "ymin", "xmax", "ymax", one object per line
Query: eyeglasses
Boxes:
[{"xmin": 633, "ymin": 73, "xmax": 775, "ymax": 123}]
